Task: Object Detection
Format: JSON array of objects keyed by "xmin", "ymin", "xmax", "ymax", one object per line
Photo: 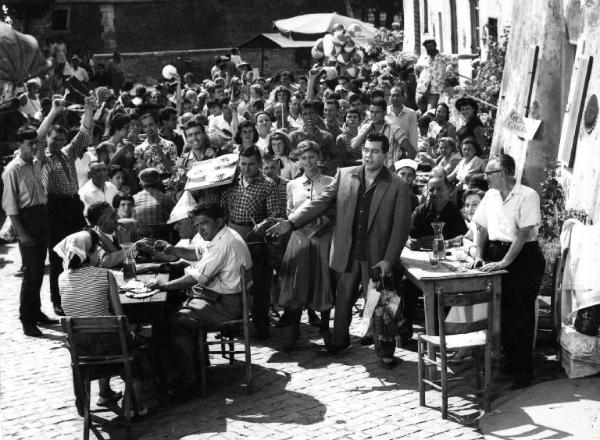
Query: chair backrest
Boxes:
[
  {"xmin": 437, "ymin": 284, "xmax": 493, "ymax": 338},
  {"xmin": 240, "ymin": 265, "xmax": 253, "ymax": 323},
  {"xmin": 62, "ymin": 316, "xmax": 131, "ymax": 365}
]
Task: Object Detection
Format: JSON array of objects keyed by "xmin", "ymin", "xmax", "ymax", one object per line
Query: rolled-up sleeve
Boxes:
[
  {"xmin": 2, "ymin": 166, "xmax": 20, "ymax": 216},
  {"xmin": 185, "ymin": 245, "xmax": 228, "ymax": 286}
]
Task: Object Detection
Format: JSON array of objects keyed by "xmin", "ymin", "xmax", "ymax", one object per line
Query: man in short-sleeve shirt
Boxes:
[
  {"xmin": 147, "ymin": 202, "xmax": 251, "ymax": 392},
  {"xmin": 470, "ymin": 154, "xmax": 545, "ymax": 390}
]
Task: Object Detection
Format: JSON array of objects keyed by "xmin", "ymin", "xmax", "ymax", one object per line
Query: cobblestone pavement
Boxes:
[{"xmin": 0, "ymin": 240, "xmax": 527, "ymax": 439}]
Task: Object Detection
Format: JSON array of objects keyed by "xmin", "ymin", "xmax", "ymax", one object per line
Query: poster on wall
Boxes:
[{"xmin": 502, "ymin": 108, "xmax": 542, "ymax": 140}]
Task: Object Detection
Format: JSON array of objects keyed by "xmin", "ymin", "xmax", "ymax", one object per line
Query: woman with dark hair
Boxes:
[
  {"xmin": 254, "ymin": 111, "xmax": 274, "ymax": 154},
  {"xmin": 278, "ymin": 140, "xmax": 335, "ymax": 351},
  {"xmin": 267, "ymin": 130, "xmax": 296, "ymax": 179},
  {"xmin": 427, "ymin": 102, "xmax": 457, "ymax": 142},
  {"xmin": 96, "ymin": 113, "xmax": 131, "ymax": 164},
  {"xmin": 108, "ymin": 164, "xmax": 129, "ymax": 194},
  {"xmin": 455, "ymin": 96, "xmax": 487, "ymax": 151},
  {"xmin": 447, "ymin": 137, "xmax": 487, "ymax": 191},
  {"xmin": 233, "ymin": 120, "xmax": 259, "ymax": 152}
]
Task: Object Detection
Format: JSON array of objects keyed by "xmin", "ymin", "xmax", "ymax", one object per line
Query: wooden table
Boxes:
[
  {"xmin": 114, "ymin": 273, "xmax": 169, "ymax": 324},
  {"xmin": 400, "ymin": 248, "xmax": 506, "ymax": 376}
]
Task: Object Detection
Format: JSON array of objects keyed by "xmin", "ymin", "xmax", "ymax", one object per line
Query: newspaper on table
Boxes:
[{"xmin": 184, "ymin": 153, "xmax": 238, "ymax": 191}]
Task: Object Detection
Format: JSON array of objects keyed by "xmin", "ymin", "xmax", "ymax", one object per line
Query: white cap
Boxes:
[
  {"xmin": 394, "ymin": 159, "xmax": 418, "ymax": 172},
  {"xmin": 167, "ymin": 190, "xmax": 197, "ymax": 224}
]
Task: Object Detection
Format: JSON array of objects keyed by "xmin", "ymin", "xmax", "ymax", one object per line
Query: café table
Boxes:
[
  {"xmin": 400, "ymin": 247, "xmax": 507, "ymax": 377},
  {"xmin": 112, "ymin": 272, "xmax": 170, "ymax": 325}
]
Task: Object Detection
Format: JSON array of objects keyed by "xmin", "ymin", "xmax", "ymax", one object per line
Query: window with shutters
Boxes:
[{"xmin": 558, "ymin": 55, "xmax": 594, "ymax": 167}]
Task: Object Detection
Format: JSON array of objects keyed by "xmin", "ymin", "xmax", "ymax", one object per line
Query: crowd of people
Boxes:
[{"xmin": 2, "ymin": 32, "xmax": 545, "ymax": 408}]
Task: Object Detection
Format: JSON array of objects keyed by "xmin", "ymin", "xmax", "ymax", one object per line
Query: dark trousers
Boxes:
[
  {"xmin": 333, "ymin": 260, "xmax": 370, "ymax": 348},
  {"xmin": 171, "ymin": 293, "xmax": 242, "ymax": 383},
  {"xmin": 18, "ymin": 206, "xmax": 49, "ymax": 322},
  {"xmin": 401, "ymin": 279, "xmax": 421, "ymax": 339},
  {"xmin": 485, "ymin": 241, "xmax": 545, "ymax": 378},
  {"xmin": 248, "ymin": 238, "xmax": 271, "ymax": 331},
  {"xmin": 47, "ymin": 195, "xmax": 86, "ymax": 306}
]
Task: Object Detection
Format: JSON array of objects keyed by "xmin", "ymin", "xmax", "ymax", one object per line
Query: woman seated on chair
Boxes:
[{"xmin": 54, "ymin": 230, "xmax": 147, "ymax": 416}]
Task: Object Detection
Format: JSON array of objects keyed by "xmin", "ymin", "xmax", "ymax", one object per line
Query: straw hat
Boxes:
[{"xmin": 167, "ymin": 190, "xmax": 197, "ymax": 224}]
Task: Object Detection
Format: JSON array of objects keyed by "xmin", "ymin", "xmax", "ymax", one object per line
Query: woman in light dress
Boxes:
[{"xmin": 278, "ymin": 141, "xmax": 335, "ymax": 351}]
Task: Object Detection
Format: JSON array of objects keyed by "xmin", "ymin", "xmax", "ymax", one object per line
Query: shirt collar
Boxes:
[
  {"xmin": 94, "ymin": 226, "xmax": 115, "ymax": 241},
  {"xmin": 352, "ymin": 165, "xmax": 391, "ymax": 183},
  {"xmin": 206, "ymin": 225, "xmax": 228, "ymax": 248},
  {"xmin": 14, "ymin": 155, "xmax": 37, "ymax": 167},
  {"xmin": 241, "ymin": 173, "xmax": 262, "ymax": 187}
]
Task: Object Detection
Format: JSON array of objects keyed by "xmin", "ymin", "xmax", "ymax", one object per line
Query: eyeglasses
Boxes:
[{"xmin": 484, "ymin": 169, "xmax": 503, "ymax": 178}]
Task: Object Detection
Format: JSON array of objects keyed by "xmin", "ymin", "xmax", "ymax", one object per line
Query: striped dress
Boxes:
[{"xmin": 59, "ymin": 266, "xmax": 112, "ymax": 317}]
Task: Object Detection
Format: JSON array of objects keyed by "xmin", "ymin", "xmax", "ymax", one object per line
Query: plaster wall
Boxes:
[
  {"xmin": 491, "ymin": 0, "xmax": 566, "ymax": 191},
  {"xmin": 560, "ymin": 0, "xmax": 600, "ymax": 222}
]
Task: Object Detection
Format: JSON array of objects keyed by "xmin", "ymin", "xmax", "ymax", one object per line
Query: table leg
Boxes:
[
  {"xmin": 422, "ymin": 283, "xmax": 438, "ymax": 381},
  {"xmin": 491, "ymin": 276, "xmax": 502, "ymax": 378}
]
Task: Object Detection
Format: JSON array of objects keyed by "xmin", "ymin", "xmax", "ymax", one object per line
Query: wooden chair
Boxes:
[
  {"xmin": 417, "ymin": 283, "xmax": 493, "ymax": 419},
  {"xmin": 197, "ymin": 265, "xmax": 253, "ymax": 395},
  {"xmin": 62, "ymin": 316, "xmax": 138, "ymax": 440}
]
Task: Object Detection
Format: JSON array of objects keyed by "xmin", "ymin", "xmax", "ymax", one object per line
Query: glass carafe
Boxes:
[
  {"xmin": 121, "ymin": 242, "xmax": 137, "ymax": 281},
  {"xmin": 431, "ymin": 222, "xmax": 446, "ymax": 260}
]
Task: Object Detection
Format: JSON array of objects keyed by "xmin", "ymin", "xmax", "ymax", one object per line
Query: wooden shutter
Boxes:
[
  {"xmin": 521, "ymin": 46, "xmax": 539, "ymax": 117},
  {"xmin": 558, "ymin": 55, "xmax": 593, "ymax": 166}
]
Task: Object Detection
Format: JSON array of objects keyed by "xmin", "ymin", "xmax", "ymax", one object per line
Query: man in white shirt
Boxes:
[
  {"xmin": 78, "ymin": 161, "xmax": 119, "ymax": 216},
  {"xmin": 147, "ymin": 202, "xmax": 251, "ymax": 393},
  {"xmin": 469, "ymin": 154, "xmax": 545, "ymax": 390},
  {"xmin": 386, "ymin": 86, "xmax": 418, "ymax": 154},
  {"xmin": 19, "ymin": 79, "xmax": 41, "ymax": 120},
  {"xmin": 70, "ymin": 55, "xmax": 90, "ymax": 84}
]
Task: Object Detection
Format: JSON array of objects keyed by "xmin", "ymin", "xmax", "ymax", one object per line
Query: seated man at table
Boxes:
[
  {"xmin": 112, "ymin": 194, "xmax": 138, "ymax": 243},
  {"xmin": 86, "ymin": 201, "xmax": 146, "ymax": 269},
  {"xmin": 146, "ymin": 202, "xmax": 252, "ymax": 395},
  {"xmin": 402, "ymin": 174, "xmax": 468, "ymax": 343}
]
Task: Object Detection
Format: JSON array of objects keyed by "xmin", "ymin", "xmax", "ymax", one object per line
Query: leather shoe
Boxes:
[
  {"xmin": 380, "ymin": 357, "xmax": 402, "ymax": 369},
  {"xmin": 35, "ymin": 313, "xmax": 59, "ymax": 325},
  {"xmin": 53, "ymin": 305, "xmax": 65, "ymax": 316},
  {"xmin": 315, "ymin": 343, "xmax": 350, "ymax": 357},
  {"xmin": 360, "ymin": 335, "xmax": 374, "ymax": 346},
  {"xmin": 22, "ymin": 321, "xmax": 43, "ymax": 337},
  {"xmin": 307, "ymin": 309, "xmax": 321, "ymax": 327}
]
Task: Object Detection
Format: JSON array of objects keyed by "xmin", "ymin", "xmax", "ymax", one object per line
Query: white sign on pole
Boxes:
[{"xmin": 502, "ymin": 108, "xmax": 542, "ymax": 141}]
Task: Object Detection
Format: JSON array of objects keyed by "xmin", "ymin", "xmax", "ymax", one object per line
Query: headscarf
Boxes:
[{"xmin": 53, "ymin": 231, "xmax": 93, "ymax": 272}]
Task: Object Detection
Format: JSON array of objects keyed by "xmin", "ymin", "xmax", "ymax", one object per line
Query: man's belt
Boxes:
[
  {"xmin": 488, "ymin": 240, "xmax": 512, "ymax": 248},
  {"xmin": 48, "ymin": 193, "xmax": 80, "ymax": 200}
]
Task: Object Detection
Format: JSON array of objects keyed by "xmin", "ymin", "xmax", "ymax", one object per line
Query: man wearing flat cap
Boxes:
[{"xmin": 414, "ymin": 35, "xmax": 449, "ymax": 113}]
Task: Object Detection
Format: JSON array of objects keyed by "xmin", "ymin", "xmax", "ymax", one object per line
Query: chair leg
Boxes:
[
  {"xmin": 228, "ymin": 337, "xmax": 235, "ymax": 364},
  {"xmin": 83, "ymin": 373, "xmax": 91, "ymax": 440},
  {"xmin": 441, "ymin": 349, "xmax": 448, "ymax": 419},
  {"xmin": 417, "ymin": 337, "xmax": 425, "ymax": 407},
  {"xmin": 123, "ymin": 377, "xmax": 132, "ymax": 437},
  {"xmin": 484, "ymin": 344, "xmax": 492, "ymax": 412},
  {"xmin": 475, "ymin": 347, "xmax": 482, "ymax": 391},
  {"xmin": 198, "ymin": 328, "xmax": 207, "ymax": 396}
]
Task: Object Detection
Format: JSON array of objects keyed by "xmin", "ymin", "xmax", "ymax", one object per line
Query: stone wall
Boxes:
[
  {"xmin": 40, "ymin": 0, "xmax": 347, "ymax": 53},
  {"xmin": 490, "ymin": 0, "xmax": 567, "ymax": 190},
  {"xmin": 93, "ymin": 48, "xmax": 230, "ymax": 83}
]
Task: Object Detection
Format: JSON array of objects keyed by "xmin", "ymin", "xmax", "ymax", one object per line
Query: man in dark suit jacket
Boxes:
[{"xmin": 268, "ymin": 133, "xmax": 411, "ymax": 365}]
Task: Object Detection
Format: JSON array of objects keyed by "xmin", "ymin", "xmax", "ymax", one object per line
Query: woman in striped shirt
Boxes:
[{"xmin": 55, "ymin": 230, "xmax": 143, "ymax": 411}]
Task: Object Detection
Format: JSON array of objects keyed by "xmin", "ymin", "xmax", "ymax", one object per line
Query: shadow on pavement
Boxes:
[{"xmin": 125, "ymin": 364, "xmax": 327, "ymax": 438}]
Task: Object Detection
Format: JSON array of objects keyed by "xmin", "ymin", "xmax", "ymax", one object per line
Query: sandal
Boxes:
[{"xmin": 97, "ymin": 390, "xmax": 123, "ymax": 406}]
